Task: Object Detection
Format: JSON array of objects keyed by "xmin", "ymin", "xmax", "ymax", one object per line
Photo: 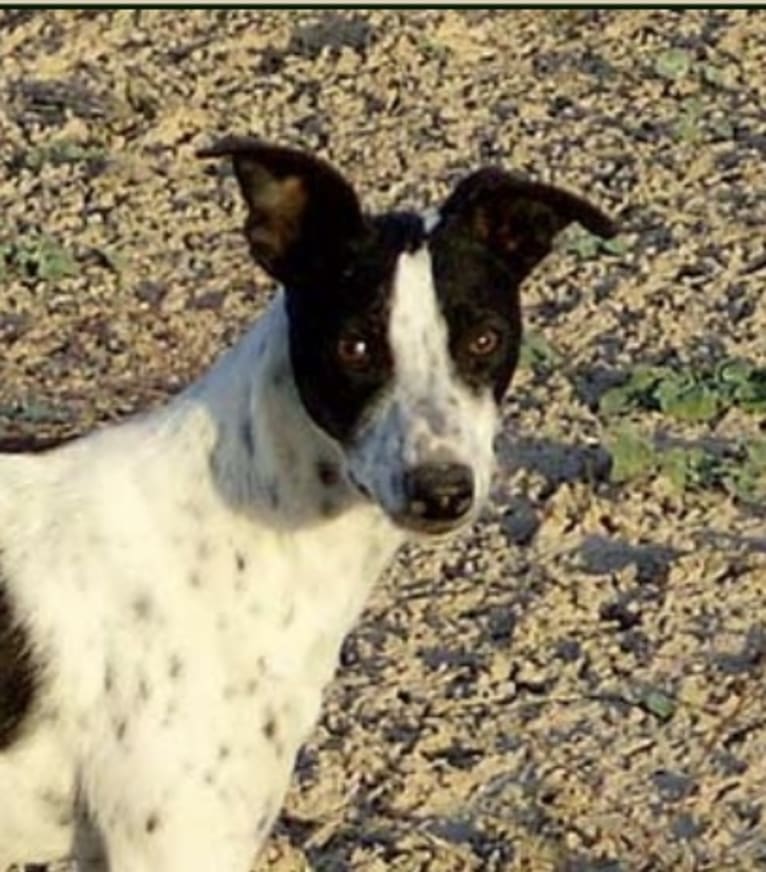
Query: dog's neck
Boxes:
[{"xmin": 191, "ymin": 294, "xmax": 371, "ymax": 531}]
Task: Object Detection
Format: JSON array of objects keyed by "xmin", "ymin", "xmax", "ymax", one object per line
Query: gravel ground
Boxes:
[{"xmin": 1, "ymin": 10, "xmax": 765, "ymax": 872}]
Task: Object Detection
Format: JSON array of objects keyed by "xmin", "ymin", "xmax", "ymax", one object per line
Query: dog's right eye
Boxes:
[{"xmin": 336, "ymin": 333, "xmax": 372, "ymax": 370}]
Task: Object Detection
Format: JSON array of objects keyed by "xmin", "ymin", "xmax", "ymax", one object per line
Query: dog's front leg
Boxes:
[{"xmin": 80, "ymin": 779, "xmax": 271, "ymax": 872}]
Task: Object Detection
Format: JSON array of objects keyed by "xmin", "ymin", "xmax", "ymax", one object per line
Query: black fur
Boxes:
[
  {"xmin": 0, "ymin": 563, "xmax": 39, "ymax": 749},
  {"xmin": 286, "ymin": 211, "xmax": 425, "ymax": 442},
  {"xmin": 432, "ymin": 167, "xmax": 616, "ymax": 400}
]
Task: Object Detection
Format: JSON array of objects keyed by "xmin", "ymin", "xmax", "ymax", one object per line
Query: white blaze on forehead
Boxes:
[
  {"xmin": 422, "ymin": 207, "xmax": 441, "ymax": 234},
  {"xmin": 388, "ymin": 245, "xmax": 450, "ymax": 385},
  {"xmin": 347, "ymin": 243, "xmax": 499, "ymax": 516}
]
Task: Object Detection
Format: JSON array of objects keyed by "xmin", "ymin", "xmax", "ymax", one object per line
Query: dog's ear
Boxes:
[
  {"xmin": 198, "ymin": 136, "xmax": 365, "ymax": 286},
  {"xmin": 439, "ymin": 167, "xmax": 618, "ymax": 281}
]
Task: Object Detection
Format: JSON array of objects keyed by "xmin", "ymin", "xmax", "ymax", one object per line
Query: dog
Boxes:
[{"xmin": 0, "ymin": 138, "xmax": 616, "ymax": 871}]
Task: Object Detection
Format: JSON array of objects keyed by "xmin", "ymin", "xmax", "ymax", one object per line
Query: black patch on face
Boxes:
[
  {"xmin": 286, "ymin": 211, "xmax": 425, "ymax": 443},
  {"xmin": 429, "ymin": 226, "xmax": 522, "ymax": 402},
  {"xmin": 0, "ymin": 571, "xmax": 39, "ymax": 749},
  {"xmin": 429, "ymin": 167, "xmax": 616, "ymax": 401},
  {"xmin": 145, "ymin": 813, "xmax": 159, "ymax": 834}
]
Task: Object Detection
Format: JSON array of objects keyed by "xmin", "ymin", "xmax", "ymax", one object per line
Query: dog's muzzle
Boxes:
[{"xmin": 395, "ymin": 461, "xmax": 475, "ymax": 534}]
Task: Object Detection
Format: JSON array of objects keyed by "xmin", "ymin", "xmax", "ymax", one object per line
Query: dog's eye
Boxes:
[
  {"xmin": 466, "ymin": 326, "xmax": 501, "ymax": 358},
  {"xmin": 337, "ymin": 334, "xmax": 372, "ymax": 369}
]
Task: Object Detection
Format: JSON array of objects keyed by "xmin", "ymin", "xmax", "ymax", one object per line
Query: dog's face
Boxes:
[{"xmin": 199, "ymin": 139, "xmax": 616, "ymax": 535}]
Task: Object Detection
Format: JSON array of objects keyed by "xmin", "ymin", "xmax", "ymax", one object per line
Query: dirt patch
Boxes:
[{"xmin": 1, "ymin": 10, "xmax": 764, "ymax": 871}]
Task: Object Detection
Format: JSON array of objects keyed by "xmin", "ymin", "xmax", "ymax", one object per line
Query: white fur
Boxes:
[
  {"xmin": 0, "ymin": 246, "xmax": 499, "ymax": 872},
  {"xmin": 0, "ymin": 296, "xmax": 403, "ymax": 872}
]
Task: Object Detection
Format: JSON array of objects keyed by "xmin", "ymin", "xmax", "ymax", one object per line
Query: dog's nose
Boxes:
[{"xmin": 403, "ymin": 463, "xmax": 475, "ymax": 522}]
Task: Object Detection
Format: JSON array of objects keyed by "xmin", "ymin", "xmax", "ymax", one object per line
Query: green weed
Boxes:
[
  {"xmin": 518, "ymin": 331, "xmax": 563, "ymax": 371},
  {"xmin": 21, "ymin": 139, "xmax": 108, "ymax": 171},
  {"xmin": 653, "ymin": 49, "xmax": 729, "ymax": 90},
  {"xmin": 0, "ymin": 233, "xmax": 78, "ymax": 282},
  {"xmin": 0, "ymin": 399, "xmax": 73, "ymax": 425},
  {"xmin": 565, "ymin": 228, "xmax": 628, "ymax": 260},
  {"xmin": 653, "ymin": 48, "xmax": 692, "ymax": 82},
  {"xmin": 599, "ymin": 359, "xmax": 766, "ymax": 423},
  {"xmin": 605, "ymin": 425, "xmax": 766, "ymax": 500}
]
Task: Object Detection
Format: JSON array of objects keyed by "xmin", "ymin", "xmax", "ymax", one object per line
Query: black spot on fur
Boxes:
[
  {"xmin": 240, "ymin": 416, "xmax": 256, "ymax": 458},
  {"xmin": 218, "ymin": 744, "xmax": 231, "ymax": 760},
  {"xmin": 40, "ymin": 789, "xmax": 74, "ymax": 828},
  {"xmin": 0, "ymin": 570, "xmax": 39, "ymax": 748},
  {"xmin": 271, "ymin": 367, "xmax": 288, "ymax": 389},
  {"xmin": 162, "ymin": 701, "xmax": 177, "ymax": 728},
  {"xmin": 263, "ymin": 715, "xmax": 278, "ymax": 742},
  {"xmin": 316, "ymin": 460, "xmax": 340, "ymax": 487},
  {"xmin": 169, "ymin": 655, "xmax": 183, "ymax": 679},
  {"xmin": 266, "ymin": 482, "xmax": 281, "ymax": 509},
  {"xmin": 197, "ymin": 540, "xmax": 210, "ymax": 561},
  {"xmin": 145, "ymin": 813, "xmax": 159, "ymax": 833},
  {"xmin": 235, "ymin": 551, "xmax": 246, "ymax": 572},
  {"xmin": 114, "ymin": 719, "xmax": 127, "ymax": 741},
  {"xmin": 103, "ymin": 662, "xmax": 114, "ymax": 693},
  {"xmin": 189, "ymin": 571, "xmax": 202, "ymax": 589},
  {"xmin": 138, "ymin": 677, "xmax": 151, "ymax": 701},
  {"xmin": 132, "ymin": 595, "xmax": 153, "ymax": 621},
  {"xmin": 319, "ymin": 497, "xmax": 338, "ymax": 518},
  {"xmin": 255, "ymin": 811, "xmax": 271, "ymax": 836}
]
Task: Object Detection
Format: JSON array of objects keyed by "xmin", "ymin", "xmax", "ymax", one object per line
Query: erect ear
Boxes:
[
  {"xmin": 198, "ymin": 136, "xmax": 365, "ymax": 287},
  {"xmin": 438, "ymin": 167, "xmax": 618, "ymax": 280}
]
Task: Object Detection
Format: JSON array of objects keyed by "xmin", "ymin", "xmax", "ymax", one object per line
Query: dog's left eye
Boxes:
[
  {"xmin": 337, "ymin": 334, "xmax": 372, "ymax": 369},
  {"xmin": 465, "ymin": 326, "xmax": 502, "ymax": 357}
]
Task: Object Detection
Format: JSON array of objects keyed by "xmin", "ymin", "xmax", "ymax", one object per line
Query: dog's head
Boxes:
[{"xmin": 199, "ymin": 139, "xmax": 616, "ymax": 536}]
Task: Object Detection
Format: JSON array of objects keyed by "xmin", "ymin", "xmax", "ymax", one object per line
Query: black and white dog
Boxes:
[{"xmin": 0, "ymin": 139, "xmax": 616, "ymax": 871}]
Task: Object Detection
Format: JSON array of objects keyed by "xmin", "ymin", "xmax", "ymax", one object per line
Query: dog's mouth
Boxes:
[{"xmin": 387, "ymin": 509, "xmax": 475, "ymax": 538}]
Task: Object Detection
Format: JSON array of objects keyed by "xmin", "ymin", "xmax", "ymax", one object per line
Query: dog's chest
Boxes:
[{"xmin": 88, "ymin": 491, "xmax": 401, "ymax": 753}]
